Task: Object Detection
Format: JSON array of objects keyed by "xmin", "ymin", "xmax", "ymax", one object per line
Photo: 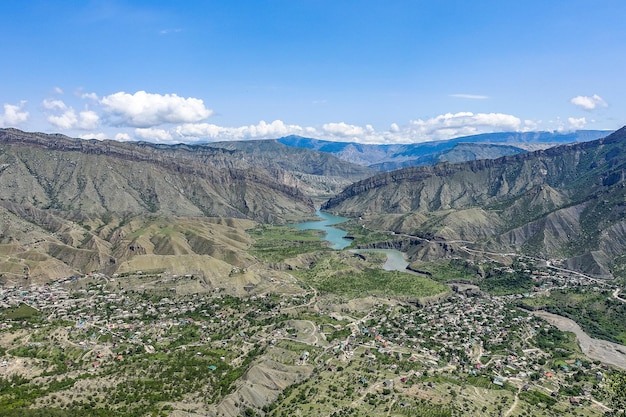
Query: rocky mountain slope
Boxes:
[
  {"xmin": 279, "ymin": 130, "xmax": 609, "ymax": 171},
  {"xmin": 202, "ymin": 139, "xmax": 375, "ymax": 199},
  {"xmin": 0, "ymin": 129, "xmax": 353, "ymax": 282},
  {"xmin": 0, "ymin": 128, "xmax": 316, "ymax": 221},
  {"xmin": 323, "ymin": 127, "xmax": 626, "ymax": 278}
]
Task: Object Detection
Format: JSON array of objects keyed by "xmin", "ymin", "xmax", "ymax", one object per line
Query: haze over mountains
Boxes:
[{"xmin": 278, "ymin": 130, "xmax": 609, "ymax": 171}]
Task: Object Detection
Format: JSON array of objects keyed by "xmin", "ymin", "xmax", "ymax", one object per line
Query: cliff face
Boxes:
[
  {"xmin": 201, "ymin": 139, "xmax": 375, "ymax": 198},
  {"xmin": 0, "ymin": 128, "xmax": 314, "ymax": 222},
  {"xmin": 323, "ymin": 127, "xmax": 626, "ymax": 278},
  {"xmin": 324, "ymin": 130, "xmax": 626, "ymax": 214}
]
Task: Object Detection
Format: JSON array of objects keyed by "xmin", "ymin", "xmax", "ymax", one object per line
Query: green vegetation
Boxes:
[
  {"xmin": 1, "ymin": 303, "xmax": 40, "ymax": 320},
  {"xmin": 533, "ymin": 327, "xmax": 580, "ymax": 359},
  {"xmin": 520, "ymin": 288, "xmax": 626, "ymax": 344},
  {"xmin": 248, "ymin": 225, "xmax": 330, "ymax": 262},
  {"xmin": 393, "ymin": 400, "xmax": 453, "ymax": 417},
  {"xmin": 411, "ymin": 258, "xmax": 534, "ymax": 295},
  {"xmin": 519, "ymin": 390, "xmax": 557, "ymax": 407},
  {"xmin": 0, "ymin": 193, "xmax": 621, "ymax": 417},
  {"xmin": 0, "ymin": 408, "xmax": 117, "ymax": 417},
  {"xmin": 478, "ymin": 264, "xmax": 534, "ymax": 295},
  {"xmin": 410, "ymin": 259, "xmax": 479, "ymax": 282},
  {"xmin": 606, "ymin": 371, "xmax": 626, "ymax": 412},
  {"xmin": 296, "ymin": 257, "xmax": 447, "ymax": 299},
  {"xmin": 332, "ymin": 219, "xmax": 391, "ymax": 246},
  {"xmin": 326, "ymin": 327, "xmax": 352, "ymax": 343},
  {"xmin": 465, "ymin": 376, "xmax": 498, "ymax": 389}
]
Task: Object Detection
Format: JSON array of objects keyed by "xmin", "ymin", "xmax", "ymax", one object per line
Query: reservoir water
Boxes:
[
  {"xmin": 293, "ymin": 211, "xmax": 409, "ymax": 272},
  {"xmin": 353, "ymin": 249, "xmax": 409, "ymax": 272},
  {"xmin": 293, "ymin": 210, "xmax": 352, "ymax": 250}
]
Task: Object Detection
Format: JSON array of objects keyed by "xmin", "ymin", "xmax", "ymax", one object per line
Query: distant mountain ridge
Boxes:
[
  {"xmin": 322, "ymin": 127, "xmax": 626, "ymax": 278},
  {"xmin": 201, "ymin": 138, "xmax": 375, "ymax": 198},
  {"xmin": 278, "ymin": 130, "xmax": 610, "ymax": 171}
]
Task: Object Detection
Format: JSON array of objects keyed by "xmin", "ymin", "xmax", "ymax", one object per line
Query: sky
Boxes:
[{"xmin": 0, "ymin": 0, "xmax": 624, "ymax": 144}]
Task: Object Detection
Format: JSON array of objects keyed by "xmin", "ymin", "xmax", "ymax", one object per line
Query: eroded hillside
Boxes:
[{"xmin": 323, "ymin": 127, "xmax": 626, "ymax": 278}]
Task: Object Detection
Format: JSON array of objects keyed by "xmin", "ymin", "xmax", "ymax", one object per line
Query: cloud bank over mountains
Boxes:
[
  {"xmin": 0, "ymin": 90, "xmax": 612, "ymax": 144},
  {"xmin": 100, "ymin": 91, "xmax": 213, "ymax": 127}
]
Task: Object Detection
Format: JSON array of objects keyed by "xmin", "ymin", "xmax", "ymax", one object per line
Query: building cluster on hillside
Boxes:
[{"xmin": 0, "ymin": 269, "xmax": 618, "ymax": 413}]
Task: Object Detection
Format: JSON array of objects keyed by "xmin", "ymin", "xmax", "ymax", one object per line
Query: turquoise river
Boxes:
[{"xmin": 293, "ymin": 210, "xmax": 409, "ymax": 272}]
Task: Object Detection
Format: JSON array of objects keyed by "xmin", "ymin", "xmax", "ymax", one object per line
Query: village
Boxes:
[{"xmin": 0, "ymin": 262, "xmax": 624, "ymax": 416}]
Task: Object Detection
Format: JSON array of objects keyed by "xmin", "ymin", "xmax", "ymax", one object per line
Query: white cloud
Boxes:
[
  {"xmin": 81, "ymin": 92, "xmax": 99, "ymax": 101},
  {"xmin": 46, "ymin": 106, "xmax": 100, "ymax": 130},
  {"xmin": 24, "ymin": 87, "xmax": 577, "ymax": 145},
  {"xmin": 77, "ymin": 110, "xmax": 100, "ymax": 129},
  {"xmin": 80, "ymin": 132, "xmax": 108, "ymax": 140},
  {"xmin": 570, "ymin": 94, "xmax": 608, "ymax": 110},
  {"xmin": 174, "ymin": 120, "xmax": 304, "ymax": 142},
  {"xmin": 321, "ymin": 122, "xmax": 365, "ymax": 137},
  {"xmin": 406, "ymin": 112, "xmax": 522, "ymax": 141},
  {"xmin": 53, "ymin": 87, "xmax": 64, "ymax": 95},
  {"xmin": 174, "ymin": 123, "xmax": 224, "ymax": 140},
  {"xmin": 568, "ymin": 117, "xmax": 587, "ymax": 129},
  {"xmin": 135, "ymin": 127, "xmax": 173, "ymax": 142},
  {"xmin": 48, "ymin": 110, "xmax": 77, "ymax": 129},
  {"xmin": 43, "ymin": 99, "xmax": 68, "ymax": 111},
  {"xmin": 243, "ymin": 120, "xmax": 302, "ymax": 138},
  {"xmin": 101, "ymin": 91, "xmax": 213, "ymax": 127},
  {"xmin": 0, "ymin": 101, "xmax": 29, "ymax": 127},
  {"xmin": 160, "ymin": 28, "xmax": 183, "ymax": 35},
  {"xmin": 115, "ymin": 132, "xmax": 131, "ymax": 141},
  {"xmin": 450, "ymin": 94, "xmax": 489, "ymax": 100},
  {"xmin": 137, "ymin": 112, "xmax": 531, "ymax": 145},
  {"xmin": 522, "ymin": 119, "xmax": 539, "ymax": 132}
]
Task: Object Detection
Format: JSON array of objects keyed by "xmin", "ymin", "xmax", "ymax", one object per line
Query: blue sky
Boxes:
[{"xmin": 0, "ymin": 0, "xmax": 624, "ymax": 144}]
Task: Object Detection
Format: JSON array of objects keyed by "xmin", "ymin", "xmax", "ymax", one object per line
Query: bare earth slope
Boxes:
[
  {"xmin": 323, "ymin": 127, "xmax": 626, "ymax": 278},
  {"xmin": 0, "ymin": 129, "xmax": 323, "ymax": 282}
]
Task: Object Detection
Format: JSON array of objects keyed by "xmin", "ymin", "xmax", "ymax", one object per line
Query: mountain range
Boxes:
[
  {"xmin": 278, "ymin": 130, "xmax": 609, "ymax": 171},
  {"xmin": 323, "ymin": 127, "xmax": 626, "ymax": 279},
  {"xmin": 1, "ymin": 126, "xmax": 624, "ymax": 283},
  {"xmin": 0, "ymin": 128, "xmax": 357, "ymax": 282}
]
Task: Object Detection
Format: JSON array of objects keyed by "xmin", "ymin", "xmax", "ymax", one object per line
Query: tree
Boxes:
[{"xmin": 607, "ymin": 371, "xmax": 626, "ymax": 414}]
